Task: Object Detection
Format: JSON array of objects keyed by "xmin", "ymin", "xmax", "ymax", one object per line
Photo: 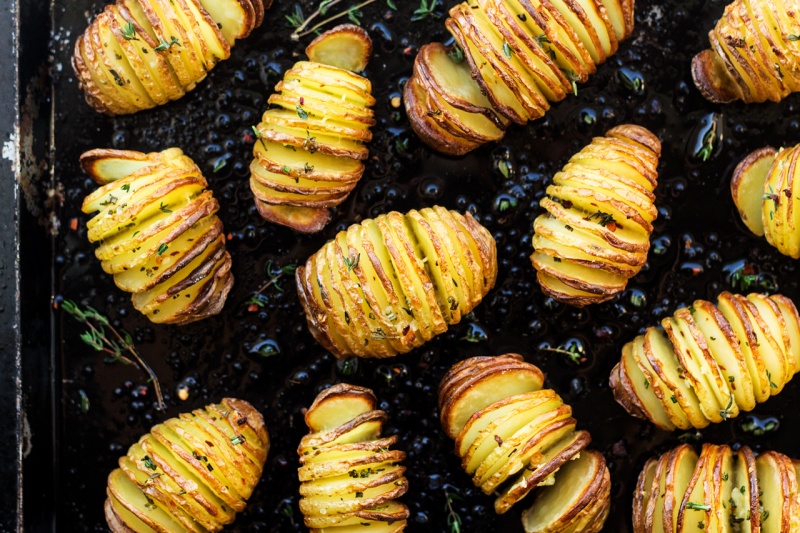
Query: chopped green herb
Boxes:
[
  {"xmin": 502, "ymin": 41, "xmax": 513, "ymax": 58},
  {"xmin": 685, "ymin": 502, "xmax": 711, "ymax": 511},
  {"xmin": 154, "ymin": 36, "xmax": 180, "ymax": 51},
  {"xmin": 157, "ymin": 243, "xmax": 168, "ymax": 256},
  {"xmin": 411, "ymin": 0, "xmax": 441, "ymax": 22},
  {"xmin": 296, "ymin": 104, "xmax": 308, "ymax": 120},
  {"xmin": 121, "ymin": 22, "xmax": 138, "ymax": 41}
]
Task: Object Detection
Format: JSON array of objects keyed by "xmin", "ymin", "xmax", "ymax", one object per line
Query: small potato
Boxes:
[
  {"xmin": 438, "ymin": 355, "xmax": 611, "ymax": 532},
  {"xmin": 403, "ymin": 0, "xmax": 635, "ymax": 154},
  {"xmin": 80, "ymin": 148, "xmax": 233, "ymax": 325},
  {"xmin": 633, "ymin": 444, "xmax": 799, "ymax": 533},
  {"xmin": 250, "ymin": 25, "xmax": 375, "ymax": 233},
  {"xmin": 296, "ymin": 207, "xmax": 497, "ymax": 359},
  {"xmin": 297, "ymin": 384, "xmax": 409, "ymax": 532},
  {"xmin": 692, "ymin": 0, "xmax": 800, "ymax": 104},
  {"xmin": 531, "ymin": 125, "xmax": 661, "ymax": 306},
  {"xmin": 105, "ymin": 399, "xmax": 269, "ymax": 533},
  {"xmin": 72, "ymin": 0, "xmax": 267, "ymax": 115},
  {"xmin": 610, "ymin": 292, "xmax": 800, "ymax": 430}
]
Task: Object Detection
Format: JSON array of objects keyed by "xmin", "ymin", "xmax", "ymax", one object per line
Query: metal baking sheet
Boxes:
[{"xmin": 15, "ymin": 0, "xmax": 800, "ymax": 530}]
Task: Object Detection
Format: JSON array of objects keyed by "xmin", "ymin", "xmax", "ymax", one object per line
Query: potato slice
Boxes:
[
  {"xmin": 732, "ymin": 147, "xmax": 777, "ymax": 236},
  {"xmin": 756, "ymin": 452, "xmax": 793, "ymax": 533},
  {"xmin": 521, "ymin": 450, "xmax": 609, "ymax": 532},
  {"xmin": 194, "ymin": 0, "xmax": 252, "ymax": 44},
  {"xmin": 662, "ymin": 445, "xmax": 699, "ymax": 533},
  {"xmin": 634, "ymin": 458, "xmax": 658, "ymax": 532},
  {"xmin": 305, "ymin": 24, "xmax": 372, "ymax": 72}
]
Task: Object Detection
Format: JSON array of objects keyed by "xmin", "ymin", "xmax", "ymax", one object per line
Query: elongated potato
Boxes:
[
  {"xmin": 251, "ymin": 25, "xmax": 375, "ymax": 233},
  {"xmin": 72, "ymin": 0, "xmax": 270, "ymax": 115},
  {"xmin": 633, "ymin": 444, "xmax": 800, "ymax": 533},
  {"xmin": 692, "ymin": 0, "xmax": 800, "ymax": 104},
  {"xmin": 297, "ymin": 384, "xmax": 409, "ymax": 532},
  {"xmin": 296, "ymin": 206, "xmax": 497, "ymax": 359},
  {"xmin": 610, "ymin": 292, "xmax": 800, "ymax": 430},
  {"xmin": 404, "ymin": 0, "xmax": 635, "ymax": 154},
  {"xmin": 732, "ymin": 144, "xmax": 800, "ymax": 258},
  {"xmin": 439, "ymin": 354, "xmax": 610, "ymax": 533},
  {"xmin": 105, "ymin": 398, "xmax": 269, "ymax": 533},
  {"xmin": 531, "ymin": 124, "xmax": 661, "ymax": 306},
  {"xmin": 81, "ymin": 148, "xmax": 233, "ymax": 325}
]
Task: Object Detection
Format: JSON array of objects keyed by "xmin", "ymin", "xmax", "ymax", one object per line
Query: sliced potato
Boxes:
[
  {"xmin": 297, "ymin": 385, "xmax": 408, "ymax": 531},
  {"xmin": 106, "ymin": 399, "xmax": 268, "ymax": 533},
  {"xmin": 81, "ymin": 147, "xmax": 233, "ymax": 325},
  {"xmin": 610, "ymin": 292, "xmax": 800, "ymax": 430},
  {"xmin": 732, "ymin": 146, "xmax": 778, "ymax": 236},
  {"xmin": 306, "ymin": 24, "xmax": 372, "ymax": 72}
]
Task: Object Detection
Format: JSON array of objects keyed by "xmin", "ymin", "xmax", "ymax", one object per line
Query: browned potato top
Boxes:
[
  {"xmin": 611, "ymin": 292, "xmax": 800, "ymax": 430},
  {"xmin": 105, "ymin": 398, "xmax": 269, "ymax": 533},
  {"xmin": 296, "ymin": 206, "xmax": 497, "ymax": 359}
]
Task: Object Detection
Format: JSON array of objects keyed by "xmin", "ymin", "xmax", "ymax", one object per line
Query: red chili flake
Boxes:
[
  {"xmin": 247, "ymin": 304, "xmax": 259, "ymax": 313},
  {"xmin": 561, "ymin": 200, "xmax": 573, "ymax": 209},
  {"xmin": 785, "ymin": 189, "xmax": 793, "ymax": 198},
  {"xmin": 227, "ymin": 233, "xmax": 234, "ymax": 241},
  {"xmin": 403, "ymin": 46, "xmax": 414, "ymax": 55},
  {"xmin": 607, "ymin": 222, "xmax": 618, "ymax": 232},
  {"xmin": 69, "ymin": 218, "xmax": 78, "ymax": 231},
  {"xmin": 743, "ymin": 263, "xmax": 756, "ymax": 276},
  {"xmin": 494, "ymin": 435, "xmax": 503, "ymax": 446},
  {"xmin": 299, "ymin": 97, "xmax": 305, "ymax": 105},
  {"xmin": 243, "ymin": 131, "xmax": 254, "ymax": 144}
]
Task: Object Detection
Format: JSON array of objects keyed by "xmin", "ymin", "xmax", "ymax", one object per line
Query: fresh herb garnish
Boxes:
[
  {"xmin": 443, "ymin": 485, "xmax": 463, "ymax": 533},
  {"xmin": 343, "ymin": 253, "xmax": 360, "ymax": 271},
  {"xmin": 213, "ymin": 158, "xmax": 226, "ymax": 173},
  {"xmin": 502, "ymin": 41, "xmax": 513, "ymax": 58},
  {"xmin": 121, "ymin": 22, "xmax": 138, "ymax": 41},
  {"xmin": 154, "ymin": 36, "xmax": 180, "ymax": 51},
  {"xmin": 60, "ymin": 300, "xmax": 165, "ymax": 410},
  {"xmin": 159, "ymin": 202, "xmax": 172, "ymax": 213},
  {"xmin": 685, "ymin": 502, "xmax": 711, "ymax": 511},
  {"xmin": 411, "ymin": 0, "xmax": 442, "ymax": 22},
  {"xmin": 296, "ymin": 104, "xmax": 308, "ymax": 120}
]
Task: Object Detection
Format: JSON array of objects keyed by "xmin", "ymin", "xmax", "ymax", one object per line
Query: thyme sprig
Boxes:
[
  {"xmin": 246, "ymin": 262, "xmax": 298, "ymax": 309},
  {"xmin": 443, "ymin": 485, "xmax": 463, "ymax": 533},
  {"xmin": 539, "ymin": 344, "xmax": 586, "ymax": 365},
  {"xmin": 412, "ymin": 0, "xmax": 442, "ymax": 21},
  {"xmin": 290, "ymin": 0, "xmax": 378, "ymax": 40},
  {"xmin": 61, "ymin": 300, "xmax": 165, "ymax": 410}
]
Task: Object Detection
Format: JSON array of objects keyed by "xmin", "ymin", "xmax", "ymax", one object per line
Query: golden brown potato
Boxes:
[
  {"xmin": 731, "ymin": 144, "xmax": 800, "ymax": 258},
  {"xmin": 297, "ymin": 384, "xmax": 409, "ymax": 532},
  {"xmin": 610, "ymin": 292, "xmax": 800, "ymax": 430},
  {"xmin": 633, "ymin": 444, "xmax": 800, "ymax": 533},
  {"xmin": 439, "ymin": 354, "xmax": 611, "ymax": 533},
  {"xmin": 104, "ymin": 398, "xmax": 269, "ymax": 532},
  {"xmin": 530, "ymin": 124, "xmax": 661, "ymax": 306},
  {"xmin": 296, "ymin": 206, "xmax": 497, "ymax": 359},
  {"xmin": 404, "ymin": 0, "xmax": 635, "ymax": 155},
  {"xmin": 72, "ymin": 0, "xmax": 269, "ymax": 115},
  {"xmin": 250, "ymin": 25, "xmax": 375, "ymax": 233},
  {"xmin": 81, "ymin": 147, "xmax": 233, "ymax": 325},
  {"xmin": 692, "ymin": 0, "xmax": 800, "ymax": 104}
]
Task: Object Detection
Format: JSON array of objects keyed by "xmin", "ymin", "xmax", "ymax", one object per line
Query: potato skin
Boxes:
[
  {"xmin": 296, "ymin": 207, "xmax": 497, "ymax": 359},
  {"xmin": 250, "ymin": 25, "xmax": 376, "ymax": 233},
  {"xmin": 530, "ymin": 124, "xmax": 661, "ymax": 306},
  {"xmin": 692, "ymin": 0, "xmax": 800, "ymax": 104},
  {"xmin": 297, "ymin": 384, "xmax": 409, "ymax": 531},
  {"xmin": 404, "ymin": 0, "xmax": 635, "ymax": 154},
  {"xmin": 438, "ymin": 355, "xmax": 610, "ymax": 532},
  {"xmin": 610, "ymin": 292, "xmax": 800, "ymax": 430},
  {"xmin": 80, "ymin": 148, "xmax": 233, "ymax": 325},
  {"xmin": 105, "ymin": 398, "xmax": 269, "ymax": 533},
  {"xmin": 72, "ymin": 0, "xmax": 267, "ymax": 115}
]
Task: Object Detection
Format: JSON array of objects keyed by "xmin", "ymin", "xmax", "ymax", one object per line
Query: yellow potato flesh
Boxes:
[
  {"xmin": 195, "ymin": 0, "xmax": 246, "ymax": 45},
  {"xmin": 624, "ymin": 336, "xmax": 676, "ymax": 430},
  {"xmin": 636, "ymin": 331, "xmax": 694, "ymax": 429},
  {"xmin": 108, "ymin": 468, "xmax": 184, "ymax": 533},
  {"xmin": 306, "ymin": 30, "xmax": 371, "ymax": 72}
]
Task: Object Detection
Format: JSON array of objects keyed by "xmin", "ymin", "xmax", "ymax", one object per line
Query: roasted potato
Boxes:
[
  {"xmin": 81, "ymin": 148, "xmax": 233, "ymax": 325},
  {"xmin": 250, "ymin": 25, "xmax": 375, "ymax": 233},
  {"xmin": 692, "ymin": 0, "xmax": 800, "ymax": 104},
  {"xmin": 104, "ymin": 398, "xmax": 269, "ymax": 532},
  {"xmin": 530, "ymin": 124, "xmax": 661, "ymax": 306},
  {"xmin": 438, "ymin": 354, "xmax": 611, "ymax": 533},
  {"xmin": 404, "ymin": 0, "xmax": 635, "ymax": 155},
  {"xmin": 296, "ymin": 206, "xmax": 497, "ymax": 359},
  {"xmin": 297, "ymin": 384, "xmax": 409, "ymax": 532},
  {"xmin": 610, "ymin": 292, "xmax": 800, "ymax": 431},
  {"xmin": 633, "ymin": 443, "xmax": 800, "ymax": 533},
  {"xmin": 732, "ymin": 144, "xmax": 800, "ymax": 258},
  {"xmin": 72, "ymin": 0, "xmax": 270, "ymax": 115}
]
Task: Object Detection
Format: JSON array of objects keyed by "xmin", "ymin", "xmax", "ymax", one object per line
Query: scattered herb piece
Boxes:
[
  {"xmin": 154, "ymin": 36, "xmax": 180, "ymax": 51},
  {"xmin": 449, "ymin": 45, "xmax": 465, "ymax": 63},
  {"xmin": 60, "ymin": 300, "xmax": 165, "ymax": 410},
  {"xmin": 296, "ymin": 104, "xmax": 308, "ymax": 120},
  {"xmin": 121, "ymin": 22, "xmax": 138, "ymax": 41},
  {"xmin": 686, "ymin": 502, "xmax": 711, "ymax": 511},
  {"xmin": 159, "ymin": 202, "xmax": 172, "ymax": 213},
  {"xmin": 213, "ymin": 158, "xmax": 226, "ymax": 173},
  {"xmin": 443, "ymin": 486, "xmax": 463, "ymax": 533},
  {"xmin": 412, "ymin": 0, "xmax": 442, "ymax": 22},
  {"xmin": 502, "ymin": 41, "xmax": 513, "ymax": 58}
]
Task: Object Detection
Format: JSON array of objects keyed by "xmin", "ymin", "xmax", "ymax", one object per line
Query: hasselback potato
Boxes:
[
  {"xmin": 81, "ymin": 148, "xmax": 233, "ymax": 325},
  {"xmin": 296, "ymin": 206, "xmax": 497, "ymax": 359},
  {"xmin": 439, "ymin": 354, "xmax": 611, "ymax": 533},
  {"xmin": 692, "ymin": 0, "xmax": 800, "ymax": 104},
  {"xmin": 250, "ymin": 25, "xmax": 376, "ymax": 233},
  {"xmin": 297, "ymin": 384, "xmax": 409, "ymax": 532},
  {"xmin": 732, "ymin": 144, "xmax": 800, "ymax": 258},
  {"xmin": 104, "ymin": 398, "xmax": 269, "ymax": 532},
  {"xmin": 73, "ymin": 0, "xmax": 269, "ymax": 115},
  {"xmin": 404, "ymin": 0, "xmax": 635, "ymax": 155},
  {"xmin": 610, "ymin": 292, "xmax": 800, "ymax": 431},
  {"xmin": 531, "ymin": 124, "xmax": 660, "ymax": 306},
  {"xmin": 634, "ymin": 443, "xmax": 800, "ymax": 533}
]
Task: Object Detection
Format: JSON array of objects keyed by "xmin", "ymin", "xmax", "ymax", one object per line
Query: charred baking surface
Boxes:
[{"xmin": 51, "ymin": 0, "xmax": 800, "ymax": 531}]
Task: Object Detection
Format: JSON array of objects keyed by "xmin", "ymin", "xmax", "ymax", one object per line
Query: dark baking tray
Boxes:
[{"xmin": 12, "ymin": 0, "xmax": 800, "ymax": 530}]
